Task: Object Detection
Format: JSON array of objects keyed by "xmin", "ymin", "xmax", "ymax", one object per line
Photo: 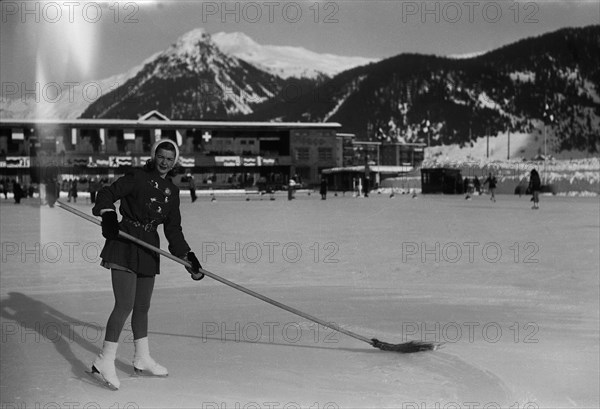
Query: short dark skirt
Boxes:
[{"xmin": 99, "ymin": 222, "xmax": 161, "ymax": 276}]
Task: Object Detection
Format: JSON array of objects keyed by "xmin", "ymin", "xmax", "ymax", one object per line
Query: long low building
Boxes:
[
  {"xmin": 0, "ymin": 111, "xmax": 342, "ymax": 189},
  {"xmin": 322, "ymin": 141, "xmax": 426, "ymax": 191}
]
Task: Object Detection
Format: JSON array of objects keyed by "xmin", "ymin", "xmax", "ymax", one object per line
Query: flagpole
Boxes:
[
  {"xmin": 543, "ymin": 124, "xmax": 547, "ymax": 184},
  {"xmin": 507, "ymin": 128, "xmax": 510, "ymax": 160}
]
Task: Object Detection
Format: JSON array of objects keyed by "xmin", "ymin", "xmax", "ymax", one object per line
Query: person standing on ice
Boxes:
[
  {"xmin": 187, "ymin": 173, "xmax": 197, "ymax": 203},
  {"xmin": 319, "ymin": 176, "xmax": 328, "ymax": 200},
  {"xmin": 12, "ymin": 179, "xmax": 23, "ymax": 204},
  {"xmin": 474, "ymin": 176, "xmax": 481, "ymax": 195},
  {"xmin": 464, "ymin": 177, "xmax": 474, "ymax": 200},
  {"xmin": 528, "ymin": 168, "xmax": 541, "ymax": 209},
  {"xmin": 90, "ymin": 139, "xmax": 204, "ymax": 390},
  {"xmin": 483, "ymin": 172, "xmax": 497, "ymax": 202},
  {"xmin": 70, "ymin": 179, "xmax": 78, "ymax": 203}
]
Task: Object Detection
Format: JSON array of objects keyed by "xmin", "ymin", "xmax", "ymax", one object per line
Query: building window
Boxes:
[
  {"xmin": 296, "ymin": 147, "xmax": 310, "ymax": 161},
  {"xmin": 317, "ymin": 147, "xmax": 333, "ymax": 161},
  {"xmin": 295, "ymin": 167, "xmax": 310, "ymax": 183},
  {"xmin": 136, "ymin": 130, "xmax": 152, "ymax": 152},
  {"xmin": 80, "ymin": 129, "xmax": 101, "ymax": 153}
]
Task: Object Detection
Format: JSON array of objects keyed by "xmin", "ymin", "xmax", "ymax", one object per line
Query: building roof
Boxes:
[
  {"xmin": 0, "ymin": 118, "xmax": 342, "ymax": 130},
  {"xmin": 138, "ymin": 110, "xmax": 171, "ymax": 121},
  {"xmin": 323, "ymin": 165, "xmax": 414, "ymax": 174}
]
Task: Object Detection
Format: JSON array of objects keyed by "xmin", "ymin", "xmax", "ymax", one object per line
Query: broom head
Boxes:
[{"xmin": 371, "ymin": 338, "xmax": 442, "ymax": 353}]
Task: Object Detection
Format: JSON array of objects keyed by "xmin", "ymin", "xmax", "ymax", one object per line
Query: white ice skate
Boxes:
[
  {"xmin": 90, "ymin": 341, "xmax": 120, "ymax": 390},
  {"xmin": 133, "ymin": 337, "xmax": 168, "ymax": 377}
]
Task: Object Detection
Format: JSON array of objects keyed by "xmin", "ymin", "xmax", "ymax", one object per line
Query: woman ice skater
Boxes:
[{"xmin": 90, "ymin": 139, "xmax": 204, "ymax": 390}]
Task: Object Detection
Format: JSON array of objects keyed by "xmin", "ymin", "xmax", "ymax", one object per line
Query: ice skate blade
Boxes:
[
  {"xmin": 88, "ymin": 365, "xmax": 119, "ymax": 391},
  {"xmin": 133, "ymin": 367, "xmax": 168, "ymax": 377}
]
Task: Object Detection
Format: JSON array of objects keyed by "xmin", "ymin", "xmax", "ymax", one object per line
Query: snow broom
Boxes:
[{"xmin": 57, "ymin": 201, "xmax": 439, "ymax": 353}]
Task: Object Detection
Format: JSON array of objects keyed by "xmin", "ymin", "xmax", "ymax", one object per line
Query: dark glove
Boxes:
[
  {"xmin": 185, "ymin": 251, "xmax": 204, "ymax": 281},
  {"xmin": 101, "ymin": 211, "xmax": 119, "ymax": 240}
]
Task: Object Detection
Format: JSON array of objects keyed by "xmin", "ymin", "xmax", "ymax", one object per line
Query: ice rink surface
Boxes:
[{"xmin": 1, "ymin": 192, "xmax": 598, "ymax": 409}]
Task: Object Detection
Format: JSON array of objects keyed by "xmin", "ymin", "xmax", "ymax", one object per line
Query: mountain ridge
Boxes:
[
  {"xmin": 2, "ymin": 25, "xmax": 598, "ymax": 157},
  {"xmin": 212, "ymin": 31, "xmax": 377, "ymax": 79},
  {"xmin": 0, "ymin": 29, "xmax": 374, "ymax": 120},
  {"xmin": 244, "ymin": 25, "xmax": 600, "ymax": 156}
]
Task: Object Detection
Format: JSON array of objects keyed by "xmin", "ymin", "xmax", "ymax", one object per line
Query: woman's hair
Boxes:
[
  {"xmin": 155, "ymin": 141, "xmax": 177, "ymax": 156},
  {"xmin": 144, "ymin": 141, "xmax": 179, "ymax": 177}
]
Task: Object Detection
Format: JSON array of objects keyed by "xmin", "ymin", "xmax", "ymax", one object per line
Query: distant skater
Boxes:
[
  {"xmin": 528, "ymin": 168, "xmax": 541, "ymax": 209},
  {"xmin": 483, "ymin": 173, "xmax": 497, "ymax": 202},
  {"xmin": 12, "ymin": 180, "xmax": 23, "ymax": 204},
  {"xmin": 474, "ymin": 176, "xmax": 481, "ymax": 195},
  {"xmin": 288, "ymin": 177, "xmax": 296, "ymax": 201},
  {"xmin": 70, "ymin": 180, "xmax": 78, "ymax": 203},
  {"xmin": 320, "ymin": 177, "xmax": 328, "ymax": 200},
  {"xmin": 464, "ymin": 177, "xmax": 474, "ymax": 200},
  {"xmin": 188, "ymin": 174, "xmax": 197, "ymax": 203},
  {"xmin": 89, "ymin": 178, "xmax": 99, "ymax": 204}
]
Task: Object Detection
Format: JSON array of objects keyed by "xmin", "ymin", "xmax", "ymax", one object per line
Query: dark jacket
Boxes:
[
  {"xmin": 13, "ymin": 182, "xmax": 23, "ymax": 198},
  {"xmin": 529, "ymin": 170, "xmax": 541, "ymax": 191},
  {"xmin": 320, "ymin": 179, "xmax": 327, "ymax": 195},
  {"xmin": 92, "ymin": 168, "xmax": 191, "ymax": 276}
]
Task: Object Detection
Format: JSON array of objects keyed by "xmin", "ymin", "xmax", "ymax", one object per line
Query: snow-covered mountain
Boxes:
[
  {"xmin": 81, "ymin": 28, "xmax": 288, "ymax": 119},
  {"xmin": 4, "ymin": 25, "xmax": 598, "ymax": 159},
  {"xmin": 447, "ymin": 51, "xmax": 486, "ymax": 59},
  {"xmin": 0, "ymin": 61, "xmax": 149, "ymax": 120},
  {"xmin": 212, "ymin": 31, "xmax": 377, "ymax": 80},
  {"xmin": 246, "ymin": 25, "xmax": 600, "ymax": 157},
  {"xmin": 0, "ymin": 29, "xmax": 374, "ymax": 119}
]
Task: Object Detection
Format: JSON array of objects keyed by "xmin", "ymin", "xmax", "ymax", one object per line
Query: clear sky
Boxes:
[{"xmin": 1, "ymin": 0, "xmax": 599, "ymax": 90}]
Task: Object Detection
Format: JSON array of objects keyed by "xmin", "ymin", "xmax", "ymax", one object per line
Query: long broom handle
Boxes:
[{"xmin": 56, "ymin": 201, "xmax": 374, "ymax": 346}]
